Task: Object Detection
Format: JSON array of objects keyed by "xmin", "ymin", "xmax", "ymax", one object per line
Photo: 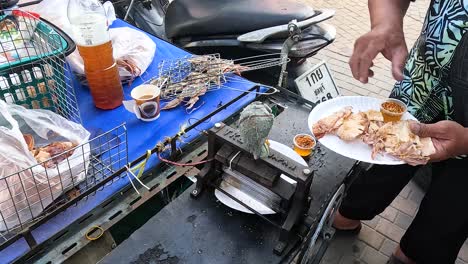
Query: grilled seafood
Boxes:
[
  {"xmin": 23, "ymin": 134, "xmax": 77, "ymax": 168},
  {"xmin": 361, "ymin": 110, "xmax": 385, "ymax": 145},
  {"xmin": 23, "ymin": 134, "xmax": 34, "ymax": 151},
  {"xmin": 154, "ymin": 55, "xmax": 249, "ymax": 111},
  {"xmin": 370, "ymin": 121, "xmax": 435, "ymax": 165},
  {"xmin": 117, "ymin": 58, "xmax": 141, "ymax": 85},
  {"xmin": 336, "ymin": 112, "xmax": 368, "ymax": 141},
  {"xmin": 311, "ymin": 107, "xmax": 435, "ymax": 165},
  {"xmin": 312, "ymin": 106, "xmax": 352, "ymax": 139}
]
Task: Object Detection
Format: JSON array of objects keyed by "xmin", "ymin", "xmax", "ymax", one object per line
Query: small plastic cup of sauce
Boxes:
[
  {"xmin": 293, "ymin": 134, "xmax": 316, "ymax": 158},
  {"xmin": 380, "ymin": 98, "xmax": 407, "ymax": 123}
]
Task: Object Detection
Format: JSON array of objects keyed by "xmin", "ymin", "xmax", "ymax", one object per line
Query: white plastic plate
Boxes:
[{"xmin": 308, "ymin": 96, "xmax": 417, "ymax": 165}]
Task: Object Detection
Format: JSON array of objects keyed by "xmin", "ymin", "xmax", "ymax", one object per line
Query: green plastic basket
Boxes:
[{"xmin": 0, "ymin": 10, "xmax": 79, "ymax": 123}]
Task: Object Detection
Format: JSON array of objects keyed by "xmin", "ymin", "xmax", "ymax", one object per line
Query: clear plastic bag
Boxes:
[
  {"xmin": 68, "ymin": 27, "xmax": 157, "ymax": 84},
  {"xmin": 0, "ymin": 100, "xmax": 90, "ymax": 231}
]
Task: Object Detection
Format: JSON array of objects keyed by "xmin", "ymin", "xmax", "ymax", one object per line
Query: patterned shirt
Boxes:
[
  {"xmin": 390, "ymin": 0, "xmax": 468, "ymax": 123},
  {"xmin": 390, "ymin": 0, "xmax": 468, "ymax": 159}
]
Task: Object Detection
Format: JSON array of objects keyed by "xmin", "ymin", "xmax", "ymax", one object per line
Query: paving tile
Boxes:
[
  {"xmin": 321, "ymin": 235, "xmax": 364, "ymax": 263},
  {"xmin": 339, "ymin": 255, "xmax": 362, "ymax": 264},
  {"xmin": 459, "ymin": 243, "xmax": 468, "ymax": 263},
  {"xmin": 326, "ymin": 50, "xmax": 351, "ymax": 62},
  {"xmin": 375, "ymin": 218, "xmax": 405, "ymax": 243},
  {"xmin": 363, "ymin": 216, "xmax": 381, "ymax": 229},
  {"xmin": 362, "ymin": 82, "xmax": 384, "ymax": 94},
  {"xmin": 358, "ymin": 224, "xmax": 385, "ymax": 250},
  {"xmin": 360, "ymin": 246, "xmax": 389, "ymax": 264},
  {"xmin": 374, "ymin": 80, "xmax": 394, "ymax": 90},
  {"xmin": 352, "ymin": 240, "xmax": 367, "ymax": 258},
  {"xmin": 390, "ymin": 196, "xmax": 418, "ymax": 217},
  {"xmin": 399, "ymin": 184, "xmax": 412, "ymax": 199},
  {"xmin": 335, "ymin": 80, "xmax": 369, "ymax": 96},
  {"xmin": 394, "ymin": 212, "xmax": 413, "ymax": 230},
  {"xmin": 329, "ymin": 64, "xmax": 352, "ymax": 76},
  {"xmin": 379, "ymin": 206, "xmax": 398, "ymax": 222},
  {"xmin": 379, "ymin": 89, "xmax": 391, "ymax": 97},
  {"xmin": 408, "ymin": 185, "xmax": 425, "ymax": 204},
  {"xmin": 379, "ymin": 239, "xmax": 398, "ymax": 257},
  {"xmin": 340, "ymin": 89, "xmax": 355, "ymax": 96},
  {"xmin": 321, "ymin": 248, "xmax": 342, "ymax": 264}
]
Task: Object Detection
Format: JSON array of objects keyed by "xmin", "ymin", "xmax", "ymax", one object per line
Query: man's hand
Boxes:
[
  {"xmin": 410, "ymin": 121, "xmax": 468, "ymax": 162},
  {"xmin": 349, "ymin": 25, "xmax": 408, "ymax": 84}
]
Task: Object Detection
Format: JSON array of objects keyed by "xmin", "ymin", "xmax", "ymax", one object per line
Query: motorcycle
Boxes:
[{"xmin": 111, "ymin": 0, "xmax": 336, "ymax": 91}]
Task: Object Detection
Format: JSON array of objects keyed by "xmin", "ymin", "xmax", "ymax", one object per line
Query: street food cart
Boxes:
[{"xmin": 0, "ymin": 12, "xmax": 361, "ymax": 264}]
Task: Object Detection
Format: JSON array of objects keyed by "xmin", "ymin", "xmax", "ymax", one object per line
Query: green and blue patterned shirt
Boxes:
[{"xmin": 391, "ymin": 0, "xmax": 468, "ymax": 123}]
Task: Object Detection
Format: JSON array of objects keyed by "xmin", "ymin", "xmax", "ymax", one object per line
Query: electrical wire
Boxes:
[
  {"xmin": 125, "ymin": 164, "xmax": 150, "ymax": 194},
  {"xmin": 157, "ymin": 151, "xmax": 212, "ymax": 167},
  {"xmin": 125, "ymin": 169, "xmax": 140, "ymax": 195},
  {"xmin": 131, "ymin": 150, "xmax": 152, "ymax": 178},
  {"xmin": 228, "ymin": 151, "xmax": 241, "ymax": 171},
  {"xmin": 187, "ymin": 117, "xmax": 212, "ymax": 133}
]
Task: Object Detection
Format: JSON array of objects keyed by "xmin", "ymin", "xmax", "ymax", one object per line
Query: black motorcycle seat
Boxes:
[{"xmin": 165, "ymin": 0, "xmax": 315, "ymax": 39}]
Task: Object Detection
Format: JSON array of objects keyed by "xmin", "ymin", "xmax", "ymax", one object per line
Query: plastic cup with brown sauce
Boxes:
[
  {"xmin": 380, "ymin": 98, "xmax": 407, "ymax": 123},
  {"xmin": 130, "ymin": 84, "xmax": 161, "ymax": 122},
  {"xmin": 293, "ymin": 134, "xmax": 316, "ymax": 158}
]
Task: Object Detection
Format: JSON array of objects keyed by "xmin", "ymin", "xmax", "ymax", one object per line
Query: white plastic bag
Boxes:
[
  {"xmin": 0, "ymin": 101, "xmax": 90, "ymax": 231},
  {"xmin": 27, "ymin": 0, "xmax": 156, "ymax": 84},
  {"xmin": 68, "ymin": 27, "xmax": 157, "ymax": 83}
]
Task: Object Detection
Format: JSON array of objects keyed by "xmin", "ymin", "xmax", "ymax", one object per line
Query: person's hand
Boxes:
[
  {"xmin": 410, "ymin": 121, "xmax": 468, "ymax": 162},
  {"xmin": 349, "ymin": 25, "xmax": 408, "ymax": 84}
]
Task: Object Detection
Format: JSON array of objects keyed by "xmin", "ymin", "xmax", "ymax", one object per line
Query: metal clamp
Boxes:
[
  {"xmin": 288, "ymin": 20, "xmax": 302, "ymax": 42},
  {"xmin": 277, "ymin": 20, "xmax": 303, "ymax": 88}
]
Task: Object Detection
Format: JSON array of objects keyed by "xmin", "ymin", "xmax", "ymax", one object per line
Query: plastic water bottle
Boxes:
[{"xmin": 67, "ymin": 0, "xmax": 123, "ymax": 110}]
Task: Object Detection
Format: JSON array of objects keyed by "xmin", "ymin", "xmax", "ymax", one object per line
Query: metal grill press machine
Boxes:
[{"xmin": 190, "ymin": 119, "xmax": 314, "ymax": 255}]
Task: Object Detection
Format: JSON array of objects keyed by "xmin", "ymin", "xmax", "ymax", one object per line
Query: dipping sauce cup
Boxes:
[
  {"xmin": 380, "ymin": 98, "xmax": 407, "ymax": 123},
  {"xmin": 293, "ymin": 134, "xmax": 316, "ymax": 158},
  {"xmin": 130, "ymin": 84, "xmax": 161, "ymax": 121}
]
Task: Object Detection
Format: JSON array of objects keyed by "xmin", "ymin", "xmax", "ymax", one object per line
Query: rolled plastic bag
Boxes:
[{"xmin": 0, "ymin": 101, "xmax": 90, "ymax": 231}]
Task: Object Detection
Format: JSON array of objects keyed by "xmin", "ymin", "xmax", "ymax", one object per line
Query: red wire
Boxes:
[{"xmin": 157, "ymin": 152, "xmax": 213, "ymax": 167}]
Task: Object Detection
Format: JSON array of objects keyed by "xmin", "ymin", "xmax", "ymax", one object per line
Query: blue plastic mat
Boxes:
[{"xmin": 1, "ymin": 20, "xmax": 265, "ymax": 263}]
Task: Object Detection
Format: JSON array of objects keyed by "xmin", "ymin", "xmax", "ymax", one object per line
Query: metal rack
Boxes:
[
  {"xmin": 0, "ymin": 124, "xmax": 128, "ymax": 243},
  {"xmin": 0, "ymin": 10, "xmax": 130, "ymax": 244},
  {"xmin": 150, "ymin": 53, "xmax": 289, "ymax": 101}
]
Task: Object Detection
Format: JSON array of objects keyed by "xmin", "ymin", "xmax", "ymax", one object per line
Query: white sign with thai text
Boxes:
[{"xmin": 295, "ymin": 61, "xmax": 340, "ymax": 105}]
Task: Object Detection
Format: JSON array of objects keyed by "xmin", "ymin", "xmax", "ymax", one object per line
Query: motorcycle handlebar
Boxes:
[{"xmin": 17, "ymin": 0, "xmax": 43, "ymax": 7}]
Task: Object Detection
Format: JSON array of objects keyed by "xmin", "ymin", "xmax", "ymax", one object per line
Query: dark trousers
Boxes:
[{"xmin": 339, "ymin": 158, "xmax": 468, "ymax": 264}]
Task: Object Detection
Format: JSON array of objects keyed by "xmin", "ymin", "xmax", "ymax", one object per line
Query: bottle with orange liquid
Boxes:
[{"xmin": 67, "ymin": 0, "xmax": 123, "ymax": 110}]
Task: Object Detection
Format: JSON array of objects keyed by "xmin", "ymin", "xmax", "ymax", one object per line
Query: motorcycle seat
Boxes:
[{"xmin": 165, "ymin": 0, "xmax": 315, "ymax": 39}]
